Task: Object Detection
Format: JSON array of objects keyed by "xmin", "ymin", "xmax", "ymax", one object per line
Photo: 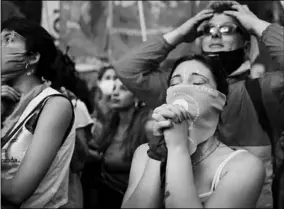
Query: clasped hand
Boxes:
[{"xmin": 152, "ymin": 104, "xmax": 190, "ymax": 148}]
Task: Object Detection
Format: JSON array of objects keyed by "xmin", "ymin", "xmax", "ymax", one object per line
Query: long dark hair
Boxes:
[
  {"xmin": 96, "ymin": 105, "xmax": 151, "ymax": 162},
  {"xmin": 2, "ymin": 17, "xmax": 94, "ymax": 113}
]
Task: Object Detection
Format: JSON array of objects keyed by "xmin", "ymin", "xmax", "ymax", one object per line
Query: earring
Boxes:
[
  {"xmin": 134, "ymin": 100, "xmax": 139, "ymax": 108},
  {"xmin": 27, "ymin": 69, "xmax": 34, "ymax": 76},
  {"xmin": 25, "ymin": 63, "xmax": 30, "ymax": 70}
]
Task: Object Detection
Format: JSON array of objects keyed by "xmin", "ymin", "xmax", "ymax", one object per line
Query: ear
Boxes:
[
  {"xmin": 28, "ymin": 52, "xmax": 40, "ymax": 66},
  {"xmin": 243, "ymin": 40, "xmax": 251, "ymax": 59}
]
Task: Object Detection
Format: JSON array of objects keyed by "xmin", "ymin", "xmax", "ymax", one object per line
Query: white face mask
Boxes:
[{"xmin": 98, "ymin": 80, "xmax": 115, "ymax": 96}]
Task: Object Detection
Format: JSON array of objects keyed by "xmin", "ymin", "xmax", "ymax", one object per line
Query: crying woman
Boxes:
[{"xmin": 121, "ymin": 54, "xmax": 266, "ymax": 208}]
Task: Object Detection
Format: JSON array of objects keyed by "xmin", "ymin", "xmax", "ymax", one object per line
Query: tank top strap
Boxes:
[{"xmin": 210, "ymin": 149, "xmax": 247, "ymax": 191}]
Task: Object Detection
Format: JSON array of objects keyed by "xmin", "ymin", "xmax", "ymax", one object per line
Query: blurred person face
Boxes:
[
  {"xmin": 98, "ymin": 68, "xmax": 117, "ymax": 96},
  {"xmin": 201, "ymin": 14, "xmax": 246, "ymax": 52},
  {"xmin": 169, "ymin": 60, "xmax": 217, "ymax": 90},
  {"xmin": 100, "ymin": 68, "xmax": 116, "ymax": 82},
  {"xmin": 110, "ymin": 79, "xmax": 136, "ymax": 110}
]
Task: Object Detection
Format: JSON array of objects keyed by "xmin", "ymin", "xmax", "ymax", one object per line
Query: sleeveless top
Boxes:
[
  {"xmin": 1, "ymin": 87, "xmax": 76, "ymax": 208},
  {"xmin": 198, "ymin": 149, "xmax": 247, "ymax": 203}
]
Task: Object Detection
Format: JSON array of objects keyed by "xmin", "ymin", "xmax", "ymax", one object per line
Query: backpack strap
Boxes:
[
  {"xmin": 245, "ymin": 78, "xmax": 272, "ymax": 139},
  {"xmin": 1, "ymin": 94, "xmax": 74, "ymax": 148}
]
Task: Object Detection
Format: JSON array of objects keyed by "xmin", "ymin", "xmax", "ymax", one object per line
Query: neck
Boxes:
[
  {"xmin": 118, "ymin": 107, "xmax": 135, "ymax": 126},
  {"xmin": 12, "ymin": 74, "xmax": 43, "ymax": 96},
  {"xmin": 191, "ymin": 136, "xmax": 219, "ymax": 166}
]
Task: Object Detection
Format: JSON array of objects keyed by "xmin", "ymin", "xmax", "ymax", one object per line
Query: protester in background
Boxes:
[
  {"xmin": 114, "ymin": 1, "xmax": 284, "ymax": 208},
  {"xmin": 84, "ymin": 78, "xmax": 153, "ymax": 209},
  {"xmin": 1, "ymin": 17, "xmax": 75, "ymax": 208},
  {"xmin": 92, "ymin": 65, "xmax": 116, "ymax": 122},
  {"xmin": 122, "ymin": 54, "xmax": 265, "ymax": 208}
]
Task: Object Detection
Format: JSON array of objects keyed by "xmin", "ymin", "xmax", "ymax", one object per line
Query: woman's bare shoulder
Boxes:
[
  {"xmin": 134, "ymin": 143, "xmax": 150, "ymax": 159},
  {"xmin": 224, "ymin": 149, "xmax": 265, "ymax": 178}
]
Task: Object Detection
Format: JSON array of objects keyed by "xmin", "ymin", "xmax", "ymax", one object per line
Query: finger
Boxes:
[
  {"xmin": 4, "ymin": 88, "xmax": 21, "ymax": 100},
  {"xmin": 199, "ymin": 9, "xmax": 214, "ymax": 15},
  {"xmin": 153, "ymin": 108, "xmax": 176, "ymax": 120},
  {"xmin": 231, "ymin": 4, "xmax": 246, "ymax": 12},
  {"xmin": 152, "ymin": 112, "xmax": 167, "ymax": 122},
  {"xmin": 173, "ymin": 105, "xmax": 189, "ymax": 121},
  {"xmin": 196, "ymin": 13, "xmax": 214, "ymax": 22},
  {"xmin": 223, "ymin": 10, "xmax": 238, "ymax": 18},
  {"xmin": 153, "ymin": 120, "xmax": 172, "ymax": 136},
  {"xmin": 153, "ymin": 104, "xmax": 168, "ymax": 114},
  {"xmin": 2, "ymin": 86, "xmax": 21, "ymax": 96},
  {"xmin": 167, "ymin": 105, "xmax": 185, "ymax": 123},
  {"xmin": 156, "ymin": 120, "xmax": 173, "ymax": 130},
  {"xmin": 230, "ymin": 1, "xmax": 241, "ymax": 6},
  {"xmin": 2, "ymin": 91, "xmax": 20, "ymax": 102}
]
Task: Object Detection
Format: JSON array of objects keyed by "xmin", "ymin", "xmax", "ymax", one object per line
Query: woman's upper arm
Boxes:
[
  {"xmin": 122, "ymin": 143, "xmax": 149, "ymax": 205},
  {"xmin": 205, "ymin": 153, "xmax": 265, "ymax": 208},
  {"xmin": 11, "ymin": 96, "xmax": 73, "ymax": 201}
]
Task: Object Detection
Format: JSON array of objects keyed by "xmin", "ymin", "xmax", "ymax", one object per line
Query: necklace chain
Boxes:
[{"xmin": 191, "ymin": 136, "xmax": 220, "ymax": 167}]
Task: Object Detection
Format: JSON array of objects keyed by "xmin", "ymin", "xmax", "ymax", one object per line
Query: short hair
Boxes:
[
  {"xmin": 207, "ymin": 1, "xmax": 250, "ymax": 41},
  {"xmin": 169, "ymin": 54, "xmax": 229, "ymax": 96}
]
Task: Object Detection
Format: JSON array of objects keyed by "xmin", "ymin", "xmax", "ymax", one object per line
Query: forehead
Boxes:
[
  {"xmin": 172, "ymin": 60, "xmax": 213, "ymax": 78},
  {"xmin": 2, "ymin": 29, "xmax": 25, "ymax": 40},
  {"xmin": 207, "ymin": 13, "xmax": 239, "ymax": 26},
  {"xmin": 103, "ymin": 68, "xmax": 115, "ymax": 76}
]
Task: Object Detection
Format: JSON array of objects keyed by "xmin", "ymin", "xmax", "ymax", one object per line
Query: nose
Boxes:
[
  {"xmin": 211, "ymin": 32, "xmax": 221, "ymax": 39},
  {"xmin": 112, "ymin": 86, "xmax": 119, "ymax": 96},
  {"xmin": 210, "ymin": 28, "xmax": 221, "ymax": 39}
]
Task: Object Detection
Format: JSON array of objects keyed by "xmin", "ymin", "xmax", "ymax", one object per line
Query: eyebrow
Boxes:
[
  {"xmin": 192, "ymin": 72, "xmax": 209, "ymax": 81},
  {"xmin": 170, "ymin": 73, "xmax": 209, "ymax": 82}
]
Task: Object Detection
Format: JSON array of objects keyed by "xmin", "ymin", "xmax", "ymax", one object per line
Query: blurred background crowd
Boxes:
[{"xmin": 1, "ymin": 1, "xmax": 284, "ymax": 209}]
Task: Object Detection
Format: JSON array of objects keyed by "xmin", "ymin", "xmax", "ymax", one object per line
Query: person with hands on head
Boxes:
[
  {"xmin": 122, "ymin": 54, "xmax": 265, "ymax": 208},
  {"xmin": 114, "ymin": 1, "xmax": 284, "ymax": 207}
]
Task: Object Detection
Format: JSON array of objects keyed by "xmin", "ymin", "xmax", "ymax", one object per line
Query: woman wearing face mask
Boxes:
[
  {"xmin": 114, "ymin": 1, "xmax": 284, "ymax": 207},
  {"xmin": 121, "ymin": 54, "xmax": 265, "ymax": 208},
  {"xmin": 91, "ymin": 65, "xmax": 117, "ymax": 124},
  {"xmin": 1, "ymin": 17, "xmax": 75, "ymax": 208},
  {"xmin": 80, "ymin": 66, "xmax": 117, "ymax": 208},
  {"xmin": 88, "ymin": 78, "xmax": 153, "ymax": 209}
]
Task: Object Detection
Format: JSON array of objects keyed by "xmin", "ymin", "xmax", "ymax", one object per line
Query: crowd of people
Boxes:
[{"xmin": 1, "ymin": 1, "xmax": 284, "ymax": 208}]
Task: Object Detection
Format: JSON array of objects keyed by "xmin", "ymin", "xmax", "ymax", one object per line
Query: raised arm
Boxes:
[
  {"xmin": 114, "ymin": 10, "xmax": 214, "ymax": 108},
  {"xmin": 1, "ymin": 97, "xmax": 73, "ymax": 206},
  {"xmin": 113, "ymin": 36, "xmax": 173, "ymax": 108},
  {"xmin": 260, "ymin": 24, "xmax": 284, "ymax": 70}
]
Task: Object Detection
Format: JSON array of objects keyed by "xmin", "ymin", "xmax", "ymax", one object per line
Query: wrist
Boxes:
[
  {"xmin": 163, "ymin": 27, "xmax": 185, "ymax": 46},
  {"xmin": 253, "ymin": 19, "xmax": 271, "ymax": 38},
  {"xmin": 167, "ymin": 142, "xmax": 189, "ymax": 153}
]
